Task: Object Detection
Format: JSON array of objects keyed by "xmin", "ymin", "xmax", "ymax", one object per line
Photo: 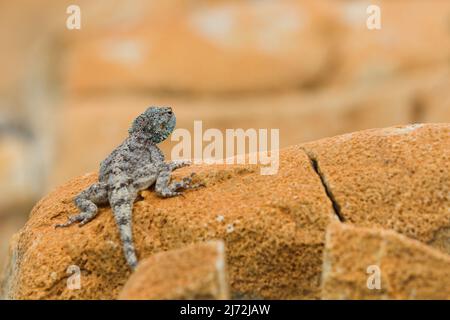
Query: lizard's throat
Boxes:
[{"xmin": 130, "ymin": 131, "xmax": 155, "ymax": 145}]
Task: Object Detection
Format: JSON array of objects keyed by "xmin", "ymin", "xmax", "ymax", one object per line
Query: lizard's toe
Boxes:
[
  {"xmin": 55, "ymin": 214, "xmax": 80, "ymax": 228},
  {"xmin": 78, "ymin": 212, "xmax": 97, "ymax": 226},
  {"xmin": 78, "ymin": 219, "xmax": 90, "ymax": 227},
  {"xmin": 182, "ymin": 176, "xmax": 193, "ymax": 184},
  {"xmin": 191, "ymin": 182, "xmax": 206, "ymax": 189},
  {"xmin": 56, "ymin": 212, "xmax": 97, "ymax": 228}
]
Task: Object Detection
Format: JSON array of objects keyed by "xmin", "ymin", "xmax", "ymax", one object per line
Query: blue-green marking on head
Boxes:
[{"xmin": 129, "ymin": 106, "xmax": 176, "ymax": 143}]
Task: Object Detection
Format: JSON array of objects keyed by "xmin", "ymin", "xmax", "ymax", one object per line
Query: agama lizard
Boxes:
[{"xmin": 56, "ymin": 106, "xmax": 201, "ymax": 270}]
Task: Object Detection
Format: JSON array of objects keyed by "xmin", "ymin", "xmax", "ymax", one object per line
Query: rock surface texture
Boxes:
[
  {"xmin": 322, "ymin": 223, "xmax": 450, "ymax": 299},
  {"xmin": 1, "ymin": 124, "xmax": 449, "ymax": 299},
  {"xmin": 119, "ymin": 241, "xmax": 229, "ymax": 300},
  {"xmin": 302, "ymin": 123, "xmax": 450, "ymax": 254},
  {"xmin": 1, "ymin": 145, "xmax": 336, "ymax": 299}
]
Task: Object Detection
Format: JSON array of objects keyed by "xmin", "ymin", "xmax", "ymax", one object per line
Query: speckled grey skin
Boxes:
[{"xmin": 56, "ymin": 106, "xmax": 202, "ymax": 270}]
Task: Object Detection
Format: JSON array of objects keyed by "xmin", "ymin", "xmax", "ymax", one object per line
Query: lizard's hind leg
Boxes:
[{"xmin": 55, "ymin": 182, "xmax": 108, "ymax": 228}]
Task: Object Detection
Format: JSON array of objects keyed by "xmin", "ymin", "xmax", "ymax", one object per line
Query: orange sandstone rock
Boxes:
[
  {"xmin": 322, "ymin": 222, "xmax": 450, "ymax": 300},
  {"xmin": 119, "ymin": 241, "xmax": 229, "ymax": 300},
  {"xmin": 302, "ymin": 123, "xmax": 450, "ymax": 255},
  {"xmin": 2, "ymin": 124, "xmax": 449, "ymax": 300},
  {"xmin": 1, "ymin": 146, "xmax": 335, "ymax": 299}
]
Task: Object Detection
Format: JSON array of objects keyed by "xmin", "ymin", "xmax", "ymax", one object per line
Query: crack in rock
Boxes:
[{"xmin": 306, "ymin": 152, "xmax": 345, "ymax": 222}]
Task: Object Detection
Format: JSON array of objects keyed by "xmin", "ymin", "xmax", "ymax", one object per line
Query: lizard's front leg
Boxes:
[
  {"xmin": 155, "ymin": 162, "xmax": 203, "ymax": 197},
  {"xmin": 55, "ymin": 182, "xmax": 108, "ymax": 228},
  {"xmin": 168, "ymin": 159, "xmax": 191, "ymax": 171}
]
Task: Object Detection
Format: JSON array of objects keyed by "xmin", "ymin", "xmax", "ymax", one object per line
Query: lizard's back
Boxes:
[{"xmin": 98, "ymin": 137, "xmax": 161, "ymax": 183}]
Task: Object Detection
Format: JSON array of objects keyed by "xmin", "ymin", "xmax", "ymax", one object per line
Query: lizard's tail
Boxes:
[{"xmin": 110, "ymin": 186, "xmax": 138, "ymax": 270}]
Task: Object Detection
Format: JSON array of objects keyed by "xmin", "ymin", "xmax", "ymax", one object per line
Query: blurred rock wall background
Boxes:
[{"xmin": 0, "ymin": 0, "xmax": 449, "ymax": 269}]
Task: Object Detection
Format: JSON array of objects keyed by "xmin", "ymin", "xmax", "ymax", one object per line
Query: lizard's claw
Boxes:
[
  {"xmin": 55, "ymin": 212, "xmax": 96, "ymax": 228},
  {"xmin": 55, "ymin": 217, "xmax": 78, "ymax": 229},
  {"xmin": 78, "ymin": 218, "xmax": 92, "ymax": 227},
  {"xmin": 183, "ymin": 172, "xmax": 205, "ymax": 190}
]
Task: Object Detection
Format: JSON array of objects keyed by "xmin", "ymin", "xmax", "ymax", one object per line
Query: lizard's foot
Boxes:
[
  {"xmin": 168, "ymin": 160, "xmax": 191, "ymax": 171},
  {"xmin": 156, "ymin": 173, "xmax": 205, "ymax": 198},
  {"xmin": 156, "ymin": 163, "xmax": 203, "ymax": 198},
  {"xmin": 55, "ymin": 211, "xmax": 96, "ymax": 228},
  {"xmin": 186, "ymin": 172, "xmax": 205, "ymax": 189},
  {"xmin": 55, "ymin": 215, "xmax": 78, "ymax": 228},
  {"xmin": 157, "ymin": 189, "xmax": 184, "ymax": 198},
  {"xmin": 170, "ymin": 172, "xmax": 205, "ymax": 191},
  {"xmin": 55, "ymin": 182, "xmax": 107, "ymax": 228}
]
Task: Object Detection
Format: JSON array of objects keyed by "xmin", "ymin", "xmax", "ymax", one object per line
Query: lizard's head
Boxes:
[{"xmin": 129, "ymin": 106, "xmax": 176, "ymax": 143}]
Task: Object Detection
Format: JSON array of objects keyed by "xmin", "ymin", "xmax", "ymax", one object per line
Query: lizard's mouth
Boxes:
[
  {"xmin": 154, "ymin": 113, "xmax": 176, "ymax": 142},
  {"xmin": 167, "ymin": 113, "xmax": 176, "ymax": 132}
]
